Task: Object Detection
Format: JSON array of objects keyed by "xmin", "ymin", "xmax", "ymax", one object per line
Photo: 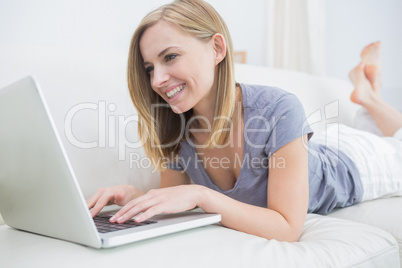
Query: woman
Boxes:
[{"xmin": 87, "ymin": 0, "xmax": 402, "ymax": 242}]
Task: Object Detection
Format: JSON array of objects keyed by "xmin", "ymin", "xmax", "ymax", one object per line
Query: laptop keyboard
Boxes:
[{"xmin": 93, "ymin": 216, "xmax": 157, "ymax": 233}]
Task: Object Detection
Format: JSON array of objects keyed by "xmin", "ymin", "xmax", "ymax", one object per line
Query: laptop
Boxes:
[{"xmin": 0, "ymin": 76, "xmax": 221, "ymax": 248}]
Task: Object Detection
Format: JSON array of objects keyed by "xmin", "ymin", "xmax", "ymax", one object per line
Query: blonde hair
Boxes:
[{"xmin": 127, "ymin": 0, "xmax": 236, "ymax": 171}]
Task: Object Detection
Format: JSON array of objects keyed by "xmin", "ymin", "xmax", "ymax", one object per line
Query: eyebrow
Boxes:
[{"xmin": 143, "ymin": 46, "xmax": 180, "ymax": 65}]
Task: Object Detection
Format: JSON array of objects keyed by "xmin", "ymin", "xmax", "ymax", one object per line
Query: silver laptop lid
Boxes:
[{"xmin": 0, "ymin": 76, "xmax": 102, "ymax": 248}]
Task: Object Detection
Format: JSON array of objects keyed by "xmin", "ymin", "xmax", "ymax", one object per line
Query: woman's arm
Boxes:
[
  {"xmin": 160, "ymin": 168, "xmax": 192, "ymax": 188},
  {"xmin": 201, "ymin": 135, "xmax": 309, "ymax": 242},
  {"xmin": 111, "ymin": 135, "xmax": 309, "ymax": 242}
]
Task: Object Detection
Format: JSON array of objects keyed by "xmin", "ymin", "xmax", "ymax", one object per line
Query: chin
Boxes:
[{"xmin": 170, "ymin": 104, "xmax": 191, "ymax": 114}]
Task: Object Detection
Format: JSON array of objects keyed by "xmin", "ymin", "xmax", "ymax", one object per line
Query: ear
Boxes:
[{"xmin": 211, "ymin": 33, "xmax": 226, "ymax": 65}]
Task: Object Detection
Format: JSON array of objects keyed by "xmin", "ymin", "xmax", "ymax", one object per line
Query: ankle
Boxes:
[{"xmin": 362, "ymin": 92, "xmax": 383, "ymax": 110}]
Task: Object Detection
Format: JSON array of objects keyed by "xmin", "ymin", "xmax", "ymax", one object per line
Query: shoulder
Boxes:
[
  {"xmin": 240, "ymin": 83, "xmax": 302, "ymax": 112},
  {"xmin": 240, "ymin": 84, "xmax": 313, "ymax": 156}
]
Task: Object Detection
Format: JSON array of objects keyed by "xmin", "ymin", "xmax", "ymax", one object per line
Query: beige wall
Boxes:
[{"xmin": 0, "ymin": 213, "xmax": 4, "ymax": 225}]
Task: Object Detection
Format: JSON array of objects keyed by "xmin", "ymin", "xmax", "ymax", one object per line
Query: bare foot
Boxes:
[
  {"xmin": 349, "ymin": 62, "xmax": 377, "ymax": 105},
  {"xmin": 360, "ymin": 41, "xmax": 382, "ymax": 94}
]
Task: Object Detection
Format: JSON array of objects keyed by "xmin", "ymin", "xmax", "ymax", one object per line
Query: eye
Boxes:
[
  {"xmin": 145, "ymin": 66, "xmax": 154, "ymax": 74},
  {"xmin": 165, "ymin": 54, "xmax": 177, "ymax": 62}
]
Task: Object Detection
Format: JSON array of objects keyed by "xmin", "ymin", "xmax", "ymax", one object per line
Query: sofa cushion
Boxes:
[
  {"xmin": 329, "ymin": 197, "xmax": 402, "ymax": 266},
  {"xmin": 293, "ymin": 214, "xmax": 399, "ymax": 267}
]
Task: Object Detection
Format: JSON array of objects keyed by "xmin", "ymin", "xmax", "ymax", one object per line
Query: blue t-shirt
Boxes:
[{"xmin": 167, "ymin": 84, "xmax": 362, "ymax": 215}]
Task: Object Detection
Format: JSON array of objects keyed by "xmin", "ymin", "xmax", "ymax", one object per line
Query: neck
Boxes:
[
  {"xmin": 192, "ymin": 81, "xmax": 218, "ymax": 130},
  {"xmin": 190, "ymin": 84, "xmax": 242, "ymax": 139}
]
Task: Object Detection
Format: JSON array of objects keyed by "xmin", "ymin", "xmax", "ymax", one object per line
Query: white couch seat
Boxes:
[
  {"xmin": 330, "ymin": 197, "xmax": 402, "ymax": 265},
  {"xmin": 0, "ymin": 213, "xmax": 399, "ymax": 267}
]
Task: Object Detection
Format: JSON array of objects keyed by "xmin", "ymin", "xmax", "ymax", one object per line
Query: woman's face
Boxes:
[{"xmin": 139, "ymin": 20, "xmax": 218, "ymax": 114}]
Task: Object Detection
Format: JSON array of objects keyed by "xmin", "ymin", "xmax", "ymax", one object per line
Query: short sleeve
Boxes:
[
  {"xmin": 263, "ymin": 93, "xmax": 313, "ymax": 157},
  {"xmin": 166, "ymin": 161, "xmax": 185, "ymax": 171}
]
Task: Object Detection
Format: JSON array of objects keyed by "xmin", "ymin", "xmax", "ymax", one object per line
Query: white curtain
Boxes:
[{"xmin": 265, "ymin": 0, "xmax": 326, "ymax": 75}]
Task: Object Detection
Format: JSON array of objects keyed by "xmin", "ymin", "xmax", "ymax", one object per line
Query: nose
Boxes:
[{"xmin": 151, "ymin": 65, "xmax": 170, "ymax": 89}]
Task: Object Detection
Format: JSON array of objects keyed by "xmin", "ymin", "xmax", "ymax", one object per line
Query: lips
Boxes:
[{"xmin": 165, "ymin": 84, "xmax": 185, "ymax": 99}]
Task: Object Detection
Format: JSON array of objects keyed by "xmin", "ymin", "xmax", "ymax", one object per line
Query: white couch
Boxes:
[{"xmin": 0, "ymin": 45, "xmax": 401, "ymax": 267}]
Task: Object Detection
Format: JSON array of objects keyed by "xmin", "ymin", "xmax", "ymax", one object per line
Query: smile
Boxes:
[{"xmin": 166, "ymin": 84, "xmax": 185, "ymax": 99}]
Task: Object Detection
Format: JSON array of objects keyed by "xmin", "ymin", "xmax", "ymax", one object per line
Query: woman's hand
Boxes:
[
  {"xmin": 110, "ymin": 185, "xmax": 204, "ymax": 223},
  {"xmin": 86, "ymin": 185, "xmax": 143, "ymax": 218}
]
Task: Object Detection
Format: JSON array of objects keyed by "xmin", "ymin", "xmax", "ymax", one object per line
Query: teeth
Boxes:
[{"xmin": 166, "ymin": 84, "xmax": 184, "ymax": 98}]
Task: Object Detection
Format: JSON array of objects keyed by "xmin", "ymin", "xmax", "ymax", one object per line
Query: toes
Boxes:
[
  {"xmin": 373, "ymin": 41, "xmax": 381, "ymax": 48},
  {"xmin": 360, "ymin": 42, "xmax": 375, "ymax": 59},
  {"xmin": 360, "ymin": 41, "xmax": 381, "ymax": 64}
]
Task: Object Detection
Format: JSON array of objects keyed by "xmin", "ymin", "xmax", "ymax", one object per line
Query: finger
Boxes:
[
  {"xmin": 111, "ymin": 190, "xmax": 155, "ymax": 221},
  {"xmin": 86, "ymin": 189, "xmax": 104, "ymax": 209},
  {"xmin": 113, "ymin": 197, "xmax": 160, "ymax": 223},
  {"xmin": 110, "ymin": 199, "xmax": 140, "ymax": 222},
  {"xmin": 134, "ymin": 205, "xmax": 163, "ymax": 223},
  {"xmin": 90, "ymin": 192, "xmax": 114, "ymax": 217},
  {"xmin": 114, "ymin": 191, "xmax": 130, "ymax": 206}
]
